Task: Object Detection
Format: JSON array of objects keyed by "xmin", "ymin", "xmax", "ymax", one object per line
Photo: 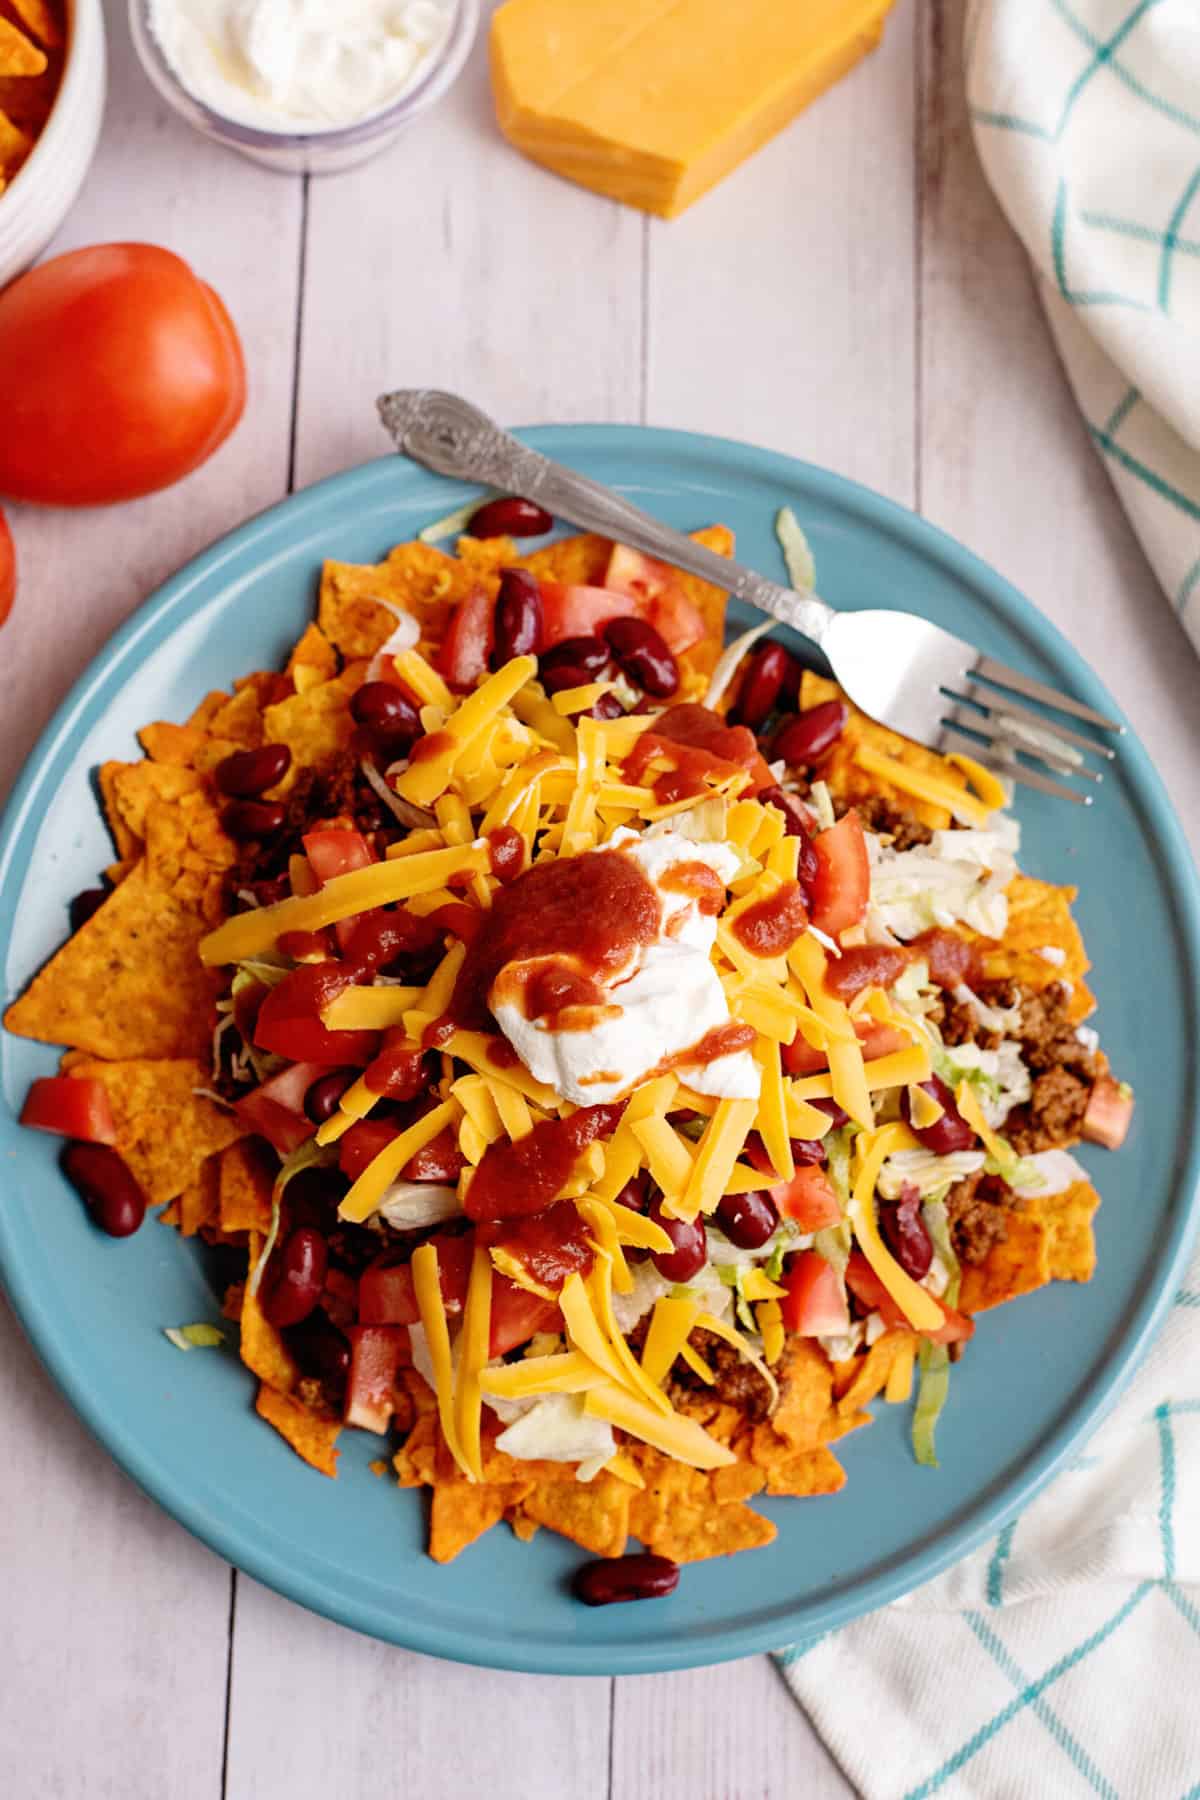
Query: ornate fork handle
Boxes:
[{"xmin": 376, "ymin": 389, "xmax": 836, "ymax": 649}]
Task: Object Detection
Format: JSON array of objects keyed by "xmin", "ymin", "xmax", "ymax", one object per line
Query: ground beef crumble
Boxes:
[
  {"xmin": 1005, "ymin": 1066, "xmax": 1092, "ymax": 1156},
  {"xmin": 666, "ymin": 1327, "xmax": 774, "ymax": 1423},
  {"xmin": 845, "ymin": 793, "xmax": 934, "ymax": 850},
  {"xmin": 945, "ymin": 1170, "xmax": 1019, "ymax": 1265}
]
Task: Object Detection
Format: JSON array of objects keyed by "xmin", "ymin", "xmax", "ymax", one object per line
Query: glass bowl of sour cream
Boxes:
[{"xmin": 129, "ymin": 0, "xmax": 478, "ymax": 174}]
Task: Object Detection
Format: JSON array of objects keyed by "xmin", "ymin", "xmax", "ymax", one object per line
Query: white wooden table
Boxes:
[{"xmin": 3, "ymin": 4, "xmax": 1197, "ymax": 1795}]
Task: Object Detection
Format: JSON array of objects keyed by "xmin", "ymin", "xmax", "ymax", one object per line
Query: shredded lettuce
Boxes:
[
  {"xmin": 775, "ymin": 506, "xmax": 817, "ymax": 591},
  {"xmin": 809, "ymin": 780, "xmax": 836, "ymax": 832},
  {"xmin": 911, "ymin": 1200, "xmax": 961, "ymax": 1467},
  {"xmin": 164, "ymin": 1323, "xmax": 225, "ymax": 1351},
  {"xmin": 418, "ymin": 495, "xmax": 489, "ymax": 543},
  {"xmin": 764, "ymin": 1235, "xmax": 788, "ymax": 1283}
]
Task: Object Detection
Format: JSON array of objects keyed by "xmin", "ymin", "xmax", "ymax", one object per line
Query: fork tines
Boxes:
[{"xmin": 940, "ymin": 659, "xmax": 1124, "ymax": 807}]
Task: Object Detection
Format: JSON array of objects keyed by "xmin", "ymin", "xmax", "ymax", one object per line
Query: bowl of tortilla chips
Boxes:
[{"xmin": 0, "ymin": 0, "xmax": 105, "ymax": 289}]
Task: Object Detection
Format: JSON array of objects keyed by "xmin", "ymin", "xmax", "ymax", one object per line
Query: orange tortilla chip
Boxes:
[
  {"xmin": 262, "ymin": 667, "xmax": 363, "ymax": 771},
  {"xmin": 0, "ymin": 18, "xmax": 46, "ymax": 75},
  {"xmin": 1023, "ymin": 1178, "xmax": 1100, "ymax": 1283},
  {"xmin": 393, "ymin": 1413, "xmax": 439, "ymax": 1487},
  {"xmin": 430, "ymin": 1473, "xmax": 529, "ymax": 1563},
  {"xmin": 710, "ymin": 1459, "xmax": 766, "ymax": 1504},
  {"xmin": 0, "ymin": 101, "xmax": 31, "ymax": 174},
  {"xmin": 64, "ymin": 1056, "xmax": 242, "ymax": 1205},
  {"xmin": 187, "ymin": 690, "xmax": 232, "ymax": 732},
  {"xmin": 837, "ymin": 1330, "xmax": 917, "ymax": 1415},
  {"xmin": 4, "ymin": 861, "xmax": 224, "ymax": 1059},
  {"xmin": 138, "ymin": 720, "xmax": 211, "ymax": 768},
  {"xmin": 520, "ymin": 1470, "xmax": 631, "ymax": 1558},
  {"xmin": 142, "ymin": 789, "xmax": 238, "ymax": 920},
  {"xmin": 972, "ymin": 874, "xmax": 1094, "ymax": 1019},
  {"xmin": 318, "ymin": 543, "xmax": 482, "ymax": 660},
  {"xmin": 820, "ymin": 1407, "xmax": 872, "ymax": 1443},
  {"xmin": 801, "ymin": 671, "xmax": 968, "ymax": 829},
  {"xmin": 218, "ymin": 1139, "xmax": 275, "ymax": 1235},
  {"xmin": 770, "ymin": 1339, "xmax": 836, "ymax": 1452},
  {"xmin": 764, "ymin": 1445, "xmax": 846, "ymax": 1498},
  {"xmin": 7, "ymin": 1, "xmax": 62, "ymax": 48},
  {"xmin": 179, "ymin": 1154, "xmax": 221, "ymax": 1237},
  {"xmin": 518, "ymin": 533, "xmax": 609, "ymax": 587},
  {"xmin": 208, "ymin": 684, "xmax": 264, "ymax": 748},
  {"xmin": 102, "ymin": 761, "xmax": 204, "ymax": 849},
  {"xmin": 97, "ymin": 763, "xmax": 142, "ymax": 862},
  {"xmin": 241, "ymin": 1234, "xmax": 297, "ymax": 1392},
  {"xmin": 286, "ymin": 621, "xmax": 338, "ymax": 685},
  {"xmin": 256, "ymin": 1384, "xmax": 339, "ymax": 1476},
  {"xmin": 959, "ymin": 1212, "xmax": 1052, "ymax": 1313},
  {"xmin": 631, "ymin": 1454, "xmax": 775, "ymax": 1560},
  {"xmin": 675, "ymin": 524, "xmax": 733, "ymax": 682}
]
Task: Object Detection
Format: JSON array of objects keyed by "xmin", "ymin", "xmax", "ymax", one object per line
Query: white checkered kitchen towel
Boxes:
[
  {"xmin": 775, "ymin": 14, "xmax": 1200, "ymax": 1789},
  {"xmin": 968, "ymin": 0, "xmax": 1200, "ymax": 647}
]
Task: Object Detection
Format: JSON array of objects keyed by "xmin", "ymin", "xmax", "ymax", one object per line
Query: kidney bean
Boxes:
[
  {"xmin": 757, "ymin": 784, "xmax": 814, "ymax": 839},
  {"xmin": 901, "ymin": 1074, "xmax": 976, "ymax": 1154},
  {"xmin": 573, "ymin": 1552, "xmax": 680, "ymax": 1606},
  {"xmin": 811, "ymin": 1097, "xmax": 849, "ymax": 1128},
  {"xmin": 63, "ymin": 1142, "xmax": 147, "ymax": 1238},
  {"xmin": 649, "ymin": 1197, "xmax": 707, "ymax": 1283},
  {"xmin": 351, "ymin": 681, "xmax": 420, "ymax": 755},
  {"xmin": 603, "ymin": 616, "xmax": 679, "ymax": 697},
  {"xmin": 774, "ymin": 700, "xmax": 849, "ymax": 767},
  {"xmin": 491, "ymin": 568, "xmax": 543, "ymax": 667},
  {"xmin": 69, "ymin": 887, "xmax": 108, "ymax": 932},
  {"xmin": 215, "ymin": 742, "xmax": 292, "ymax": 798},
  {"xmin": 734, "ymin": 641, "xmax": 797, "ymax": 730},
  {"xmin": 283, "ymin": 1308, "xmax": 350, "ymax": 1392},
  {"xmin": 588, "ymin": 692, "xmax": 626, "ymax": 720},
  {"xmin": 284, "ymin": 1164, "xmax": 348, "ymax": 1222},
  {"xmin": 224, "ymin": 799, "xmax": 287, "ymax": 840},
  {"xmin": 715, "ymin": 1187, "xmax": 779, "ymax": 1250},
  {"xmin": 261, "ymin": 1226, "xmax": 328, "ymax": 1329},
  {"xmin": 789, "ymin": 1136, "xmax": 829, "ymax": 1167},
  {"xmin": 613, "ymin": 1172, "xmax": 651, "ymax": 1214},
  {"xmin": 305, "ymin": 1069, "xmax": 356, "ymax": 1124},
  {"xmin": 539, "ymin": 635, "xmax": 614, "ymax": 690},
  {"xmin": 879, "ymin": 1184, "xmax": 933, "ymax": 1281},
  {"xmin": 467, "ymin": 495, "xmax": 553, "ymax": 539}
]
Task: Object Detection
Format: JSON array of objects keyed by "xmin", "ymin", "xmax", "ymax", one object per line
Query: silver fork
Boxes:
[{"xmin": 377, "ymin": 390, "xmax": 1122, "ymax": 806}]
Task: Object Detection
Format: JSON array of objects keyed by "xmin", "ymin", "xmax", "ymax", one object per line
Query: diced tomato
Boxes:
[
  {"xmin": 782, "ymin": 1016, "xmax": 913, "ymax": 1077},
  {"xmin": 303, "ymin": 829, "xmax": 376, "ymax": 950},
  {"xmin": 254, "ymin": 962, "xmax": 378, "ymax": 1066},
  {"xmin": 844, "ymin": 1250, "xmax": 974, "ymax": 1345},
  {"xmin": 1081, "ymin": 1074, "xmax": 1134, "ymax": 1150},
  {"xmin": 343, "ymin": 906, "xmax": 441, "ymax": 974},
  {"xmin": 233, "ymin": 1059, "xmax": 326, "ymax": 1154},
  {"xmin": 771, "ymin": 1165, "xmax": 843, "ymax": 1231},
  {"xmin": 602, "ymin": 544, "xmax": 708, "ymax": 654},
  {"xmin": 404, "ymin": 1124, "xmax": 466, "ymax": 1183},
  {"xmin": 364, "ymin": 1030, "xmax": 430, "ymax": 1101},
  {"xmin": 338, "ymin": 1117, "xmax": 401, "ymax": 1183},
  {"xmin": 344, "ymin": 1324, "xmax": 409, "ymax": 1433},
  {"xmin": 20, "ymin": 1076, "xmax": 116, "ymax": 1145},
  {"xmin": 822, "ymin": 944, "xmax": 910, "ymax": 1002},
  {"xmin": 481, "ymin": 1200, "xmax": 595, "ymax": 1292},
  {"xmin": 808, "ymin": 810, "xmax": 870, "ymax": 936},
  {"xmin": 539, "ymin": 582, "xmax": 626, "ymax": 647},
  {"xmin": 910, "ymin": 927, "xmax": 982, "ymax": 990},
  {"xmin": 780, "ymin": 1251, "xmax": 849, "ymax": 1336},
  {"xmin": 488, "ymin": 1277, "xmax": 561, "ymax": 1357},
  {"xmin": 359, "ymin": 1233, "xmax": 475, "ymax": 1325},
  {"xmin": 438, "ymin": 587, "xmax": 493, "ymax": 690}
]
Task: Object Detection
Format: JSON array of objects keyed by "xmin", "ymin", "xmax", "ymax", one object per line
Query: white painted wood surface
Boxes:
[{"xmin": 1, "ymin": 2, "xmax": 1196, "ymax": 1796}]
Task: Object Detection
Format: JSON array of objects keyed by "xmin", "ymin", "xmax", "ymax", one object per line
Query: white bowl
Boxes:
[{"xmin": 0, "ymin": 0, "xmax": 106, "ymax": 290}]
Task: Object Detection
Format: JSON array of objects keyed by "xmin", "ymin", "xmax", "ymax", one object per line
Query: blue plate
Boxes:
[{"xmin": 1, "ymin": 427, "xmax": 1198, "ymax": 1674}]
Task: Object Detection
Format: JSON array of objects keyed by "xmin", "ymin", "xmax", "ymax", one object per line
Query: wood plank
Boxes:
[
  {"xmin": 917, "ymin": 0, "xmax": 1200, "ymax": 837},
  {"xmin": 291, "ymin": 31, "xmax": 643, "ymax": 489},
  {"xmin": 644, "ymin": 0, "xmax": 918, "ymax": 502},
  {"xmin": 611, "ymin": 1656, "xmax": 855, "ymax": 1799},
  {"xmin": 0, "ymin": 1297, "xmax": 231, "ymax": 1795},
  {"xmin": 0, "ymin": 3, "xmax": 303, "ymax": 804},
  {"xmin": 224, "ymin": 1576, "xmax": 610, "ymax": 1800}
]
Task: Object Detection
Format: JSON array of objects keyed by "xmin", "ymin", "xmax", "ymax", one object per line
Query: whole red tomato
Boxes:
[
  {"xmin": 0, "ymin": 507, "xmax": 14, "ymax": 624},
  {"xmin": 0, "ymin": 244, "xmax": 245, "ymax": 506}
]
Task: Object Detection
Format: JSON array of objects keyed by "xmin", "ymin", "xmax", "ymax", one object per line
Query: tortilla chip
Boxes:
[
  {"xmin": 820, "ymin": 1407, "xmax": 872, "ymax": 1443},
  {"xmin": 675, "ymin": 524, "xmax": 733, "ymax": 682},
  {"xmin": 138, "ymin": 721, "xmax": 211, "ymax": 768},
  {"xmin": 262, "ymin": 667, "xmax": 363, "ymax": 771},
  {"xmin": 520, "ymin": 1470, "xmax": 631, "ymax": 1557},
  {"xmin": 4, "ymin": 861, "xmax": 224, "ymax": 1060},
  {"xmin": 837, "ymin": 1330, "xmax": 917, "ymax": 1415},
  {"xmin": 508, "ymin": 1509, "xmax": 540, "ymax": 1542},
  {"xmin": 393, "ymin": 1412, "xmax": 440, "ymax": 1487},
  {"xmin": 630, "ymin": 1455, "xmax": 776, "ymax": 1560},
  {"xmin": 0, "ymin": 101, "xmax": 30, "ymax": 174},
  {"xmin": 97, "ymin": 763, "xmax": 142, "ymax": 862},
  {"xmin": 763, "ymin": 1445, "xmax": 846, "ymax": 1498},
  {"xmin": 179, "ymin": 1155, "xmax": 221, "ymax": 1237},
  {"xmin": 972, "ymin": 874, "xmax": 1094, "ymax": 1020},
  {"xmin": 1023, "ymin": 1178, "xmax": 1100, "ymax": 1283},
  {"xmin": 256, "ymin": 1384, "xmax": 339, "ymax": 1477},
  {"xmin": 430, "ymin": 1472, "xmax": 530, "ymax": 1562},
  {"xmin": 218, "ymin": 1139, "xmax": 275, "ymax": 1235},
  {"xmin": 103, "ymin": 761, "xmax": 204, "ymax": 848},
  {"xmin": 770, "ymin": 1339, "xmax": 836, "ymax": 1451},
  {"xmin": 959, "ymin": 1212, "xmax": 1052, "ymax": 1313},
  {"xmin": 709, "ymin": 1459, "xmax": 766, "ymax": 1504},
  {"xmin": 208, "ymin": 684, "xmax": 264, "ymax": 748},
  {"xmin": 0, "ymin": 18, "xmax": 46, "ymax": 75},
  {"xmin": 801, "ymin": 671, "xmax": 969, "ymax": 829},
  {"xmin": 158, "ymin": 1199, "xmax": 181, "ymax": 1229},
  {"xmin": 6, "ymin": 1, "xmax": 62, "ymax": 48},
  {"xmin": 319, "ymin": 542, "xmax": 482, "ymax": 660},
  {"xmin": 187, "ymin": 690, "xmax": 231, "ymax": 732},
  {"xmin": 286, "ymin": 621, "xmax": 339, "ymax": 685},
  {"xmin": 142, "ymin": 789, "xmax": 237, "ymax": 920},
  {"xmin": 64, "ymin": 1056, "xmax": 242, "ymax": 1205},
  {"xmin": 240, "ymin": 1234, "xmax": 296, "ymax": 1392}
]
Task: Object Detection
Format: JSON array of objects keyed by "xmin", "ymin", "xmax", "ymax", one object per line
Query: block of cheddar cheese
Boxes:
[{"xmin": 490, "ymin": 0, "xmax": 898, "ymax": 219}]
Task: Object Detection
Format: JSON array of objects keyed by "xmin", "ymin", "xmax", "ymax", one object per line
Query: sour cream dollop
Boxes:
[
  {"xmin": 490, "ymin": 828, "xmax": 761, "ymax": 1107},
  {"xmin": 149, "ymin": 0, "xmax": 455, "ymax": 133}
]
